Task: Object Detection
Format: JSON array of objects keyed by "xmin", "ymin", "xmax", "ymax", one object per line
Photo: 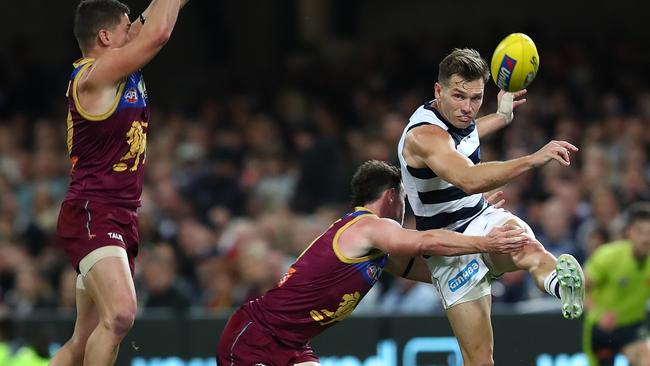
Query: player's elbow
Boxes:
[
  {"xmin": 448, "ymin": 170, "xmax": 483, "ymax": 195},
  {"xmin": 152, "ymin": 27, "xmax": 173, "ymax": 47},
  {"xmin": 465, "ymin": 186, "xmax": 485, "ymax": 195},
  {"xmin": 456, "ymin": 179, "xmax": 483, "ymax": 195},
  {"xmin": 144, "ymin": 24, "xmax": 173, "ymax": 47}
]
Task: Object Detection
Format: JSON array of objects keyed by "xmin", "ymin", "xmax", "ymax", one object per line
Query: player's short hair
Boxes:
[
  {"xmin": 438, "ymin": 48, "xmax": 490, "ymax": 86},
  {"xmin": 74, "ymin": 0, "xmax": 130, "ymax": 53},
  {"xmin": 627, "ymin": 202, "xmax": 650, "ymax": 226},
  {"xmin": 351, "ymin": 160, "xmax": 401, "ymax": 207}
]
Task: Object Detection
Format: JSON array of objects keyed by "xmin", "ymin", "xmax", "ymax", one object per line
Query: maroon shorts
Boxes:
[
  {"xmin": 217, "ymin": 309, "xmax": 319, "ymax": 366},
  {"xmin": 55, "ymin": 199, "xmax": 139, "ymax": 276}
]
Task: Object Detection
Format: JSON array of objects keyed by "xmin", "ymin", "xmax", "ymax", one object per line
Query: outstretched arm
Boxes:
[
  {"xmin": 476, "ymin": 89, "xmax": 527, "ymax": 138},
  {"xmin": 363, "ymin": 216, "xmax": 530, "ymax": 257},
  {"xmin": 403, "ymin": 125, "xmax": 578, "ymax": 194},
  {"xmin": 84, "ymin": 0, "xmax": 182, "ymax": 87}
]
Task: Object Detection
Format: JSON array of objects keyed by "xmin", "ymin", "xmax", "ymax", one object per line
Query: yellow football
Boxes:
[{"xmin": 490, "ymin": 33, "xmax": 540, "ymax": 92}]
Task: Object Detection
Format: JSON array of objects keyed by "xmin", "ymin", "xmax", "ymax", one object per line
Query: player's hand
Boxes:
[
  {"xmin": 485, "ymin": 190, "xmax": 505, "ymax": 209},
  {"xmin": 529, "ymin": 140, "xmax": 579, "ymax": 167},
  {"xmin": 598, "ymin": 311, "xmax": 617, "ymax": 332},
  {"xmin": 483, "ymin": 224, "xmax": 531, "ymax": 253},
  {"xmin": 497, "ymin": 89, "xmax": 527, "ymax": 125}
]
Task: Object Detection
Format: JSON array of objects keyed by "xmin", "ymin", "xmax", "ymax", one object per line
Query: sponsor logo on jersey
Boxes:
[
  {"xmin": 448, "ymin": 259, "xmax": 480, "ymax": 292},
  {"xmin": 108, "ymin": 232, "xmax": 124, "ymax": 242},
  {"xmin": 497, "ymin": 55, "xmax": 517, "ymax": 89},
  {"xmin": 125, "ymin": 88, "xmax": 138, "ymax": 103}
]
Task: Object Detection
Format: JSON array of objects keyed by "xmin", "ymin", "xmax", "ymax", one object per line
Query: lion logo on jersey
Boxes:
[
  {"xmin": 113, "ymin": 121, "xmax": 148, "ymax": 172},
  {"xmin": 309, "ymin": 291, "xmax": 360, "ymax": 325}
]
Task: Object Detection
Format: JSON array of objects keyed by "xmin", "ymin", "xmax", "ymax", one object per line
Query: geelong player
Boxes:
[
  {"xmin": 397, "ymin": 48, "xmax": 585, "ymax": 365},
  {"xmin": 217, "ymin": 160, "xmax": 535, "ymax": 365},
  {"xmin": 51, "ymin": 1, "xmax": 188, "ymax": 365},
  {"xmin": 584, "ymin": 203, "xmax": 650, "ymax": 366}
]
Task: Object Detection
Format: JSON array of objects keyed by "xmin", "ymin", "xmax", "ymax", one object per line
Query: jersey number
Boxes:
[{"xmin": 113, "ymin": 121, "xmax": 147, "ymax": 172}]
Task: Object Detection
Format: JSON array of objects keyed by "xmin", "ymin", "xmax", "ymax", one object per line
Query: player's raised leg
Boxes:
[
  {"xmin": 486, "ymin": 219, "xmax": 584, "ymax": 319},
  {"xmin": 49, "ymin": 276, "xmax": 99, "ymax": 365},
  {"xmin": 81, "ymin": 255, "xmax": 136, "ymax": 366},
  {"xmin": 446, "ymin": 294, "xmax": 494, "ymax": 366}
]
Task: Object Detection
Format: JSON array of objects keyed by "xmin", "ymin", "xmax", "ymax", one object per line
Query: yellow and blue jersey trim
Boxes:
[
  {"xmin": 68, "ymin": 58, "xmax": 147, "ymax": 122},
  {"xmin": 332, "ymin": 207, "xmax": 386, "ymax": 264}
]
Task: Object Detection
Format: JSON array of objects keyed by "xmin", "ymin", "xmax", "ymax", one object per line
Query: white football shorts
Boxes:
[{"xmin": 425, "ymin": 205, "xmax": 535, "ymax": 309}]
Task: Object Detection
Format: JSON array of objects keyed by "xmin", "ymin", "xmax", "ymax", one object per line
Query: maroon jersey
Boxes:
[
  {"xmin": 64, "ymin": 58, "xmax": 150, "ymax": 208},
  {"xmin": 243, "ymin": 207, "xmax": 387, "ymax": 348}
]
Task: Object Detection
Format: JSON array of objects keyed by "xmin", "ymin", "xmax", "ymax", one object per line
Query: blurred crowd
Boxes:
[{"xmin": 0, "ymin": 33, "xmax": 649, "ymax": 320}]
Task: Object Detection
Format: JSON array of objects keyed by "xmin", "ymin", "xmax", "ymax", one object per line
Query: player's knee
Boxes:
[
  {"xmin": 102, "ymin": 301, "xmax": 136, "ymax": 337},
  {"xmin": 109, "ymin": 309, "xmax": 136, "ymax": 337}
]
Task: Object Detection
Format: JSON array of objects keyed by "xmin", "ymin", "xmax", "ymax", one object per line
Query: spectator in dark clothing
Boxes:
[{"xmin": 140, "ymin": 243, "xmax": 193, "ymax": 311}]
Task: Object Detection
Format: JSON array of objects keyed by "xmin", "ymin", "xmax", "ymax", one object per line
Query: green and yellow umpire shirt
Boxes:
[{"xmin": 585, "ymin": 240, "xmax": 650, "ymax": 327}]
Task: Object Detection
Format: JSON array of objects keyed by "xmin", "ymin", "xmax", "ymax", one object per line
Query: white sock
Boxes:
[{"xmin": 543, "ymin": 271, "xmax": 561, "ymax": 299}]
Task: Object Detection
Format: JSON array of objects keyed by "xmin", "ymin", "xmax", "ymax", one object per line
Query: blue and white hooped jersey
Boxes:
[{"xmin": 397, "ymin": 101, "xmax": 487, "ymax": 232}]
